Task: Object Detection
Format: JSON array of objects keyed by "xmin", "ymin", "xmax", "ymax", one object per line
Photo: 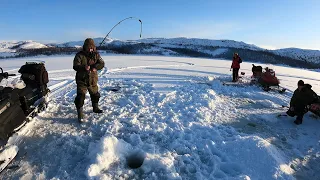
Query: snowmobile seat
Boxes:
[
  {"xmin": 258, "ymin": 68, "xmax": 280, "ymax": 87},
  {"xmin": 252, "ymin": 64, "xmax": 263, "ymax": 78}
]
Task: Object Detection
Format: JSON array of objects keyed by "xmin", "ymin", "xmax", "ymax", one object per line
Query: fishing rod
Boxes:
[{"xmin": 99, "ymin": 17, "xmax": 143, "ymax": 48}]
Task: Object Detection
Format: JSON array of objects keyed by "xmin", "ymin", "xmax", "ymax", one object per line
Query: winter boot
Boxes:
[
  {"xmin": 294, "ymin": 116, "xmax": 303, "ymax": 125},
  {"xmin": 77, "ymin": 107, "xmax": 85, "ymax": 123},
  {"xmin": 286, "ymin": 109, "xmax": 295, "ymax": 117},
  {"xmin": 93, "ymin": 103, "xmax": 103, "ymax": 113},
  {"xmin": 294, "ymin": 119, "xmax": 302, "ymax": 125}
]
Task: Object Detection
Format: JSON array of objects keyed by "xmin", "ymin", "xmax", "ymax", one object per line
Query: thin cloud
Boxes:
[
  {"xmin": 0, "ymin": 40, "xmax": 20, "ymax": 43},
  {"xmin": 164, "ymin": 21, "xmax": 244, "ymax": 39},
  {"xmin": 63, "ymin": 30, "xmax": 104, "ymax": 41},
  {"xmin": 258, "ymin": 44, "xmax": 278, "ymax": 50},
  {"xmin": 80, "ymin": 31, "xmax": 104, "ymax": 38}
]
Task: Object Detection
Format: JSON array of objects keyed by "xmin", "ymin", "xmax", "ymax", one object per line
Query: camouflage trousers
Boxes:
[{"xmin": 74, "ymin": 84, "xmax": 100, "ymax": 109}]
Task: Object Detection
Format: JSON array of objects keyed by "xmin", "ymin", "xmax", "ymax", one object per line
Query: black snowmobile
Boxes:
[{"xmin": 0, "ymin": 62, "xmax": 50, "ymax": 141}]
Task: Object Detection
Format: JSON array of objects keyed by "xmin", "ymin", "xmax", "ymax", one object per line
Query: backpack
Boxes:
[{"xmin": 18, "ymin": 62, "xmax": 49, "ymax": 86}]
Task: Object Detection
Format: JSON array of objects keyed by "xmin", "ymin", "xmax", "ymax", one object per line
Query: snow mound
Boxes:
[
  {"xmin": 87, "ymin": 136, "xmax": 133, "ymax": 179},
  {"xmin": 83, "ymin": 78, "xmax": 294, "ymax": 179}
]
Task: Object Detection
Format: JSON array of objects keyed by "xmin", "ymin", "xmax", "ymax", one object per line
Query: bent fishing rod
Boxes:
[{"xmin": 99, "ymin": 17, "xmax": 143, "ymax": 48}]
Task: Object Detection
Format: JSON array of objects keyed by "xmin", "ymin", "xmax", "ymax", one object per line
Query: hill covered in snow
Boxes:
[
  {"xmin": 0, "ymin": 40, "xmax": 48, "ymax": 58},
  {"xmin": 0, "ymin": 40, "xmax": 48, "ymax": 52},
  {"xmin": 273, "ymin": 48, "xmax": 320, "ymax": 64},
  {"xmin": 1, "ymin": 38, "xmax": 320, "ymax": 68},
  {"xmin": 139, "ymin": 38, "xmax": 263, "ymax": 51}
]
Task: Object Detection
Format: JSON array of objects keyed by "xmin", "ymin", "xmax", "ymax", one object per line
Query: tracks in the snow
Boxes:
[{"xmin": 47, "ymin": 62, "xmax": 195, "ymax": 98}]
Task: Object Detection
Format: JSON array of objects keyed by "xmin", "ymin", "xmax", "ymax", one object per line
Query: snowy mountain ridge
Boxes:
[
  {"xmin": 0, "ymin": 40, "xmax": 48, "ymax": 52},
  {"xmin": 138, "ymin": 37, "xmax": 263, "ymax": 51},
  {"xmin": 273, "ymin": 48, "xmax": 320, "ymax": 64},
  {"xmin": 1, "ymin": 38, "xmax": 320, "ymax": 66}
]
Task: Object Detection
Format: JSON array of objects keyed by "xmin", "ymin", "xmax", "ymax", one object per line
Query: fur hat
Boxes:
[
  {"xmin": 83, "ymin": 38, "xmax": 96, "ymax": 52},
  {"xmin": 298, "ymin": 80, "xmax": 304, "ymax": 86}
]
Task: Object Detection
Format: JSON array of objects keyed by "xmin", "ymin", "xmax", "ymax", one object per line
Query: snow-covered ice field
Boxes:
[{"xmin": 0, "ymin": 55, "xmax": 320, "ymax": 179}]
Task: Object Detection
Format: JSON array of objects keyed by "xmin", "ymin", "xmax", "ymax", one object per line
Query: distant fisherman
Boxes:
[
  {"xmin": 230, "ymin": 52, "xmax": 242, "ymax": 82},
  {"xmin": 73, "ymin": 38, "xmax": 105, "ymax": 123},
  {"xmin": 287, "ymin": 80, "xmax": 318, "ymax": 125}
]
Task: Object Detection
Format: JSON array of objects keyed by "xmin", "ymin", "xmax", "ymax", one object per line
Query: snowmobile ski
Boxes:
[
  {"xmin": 0, "ymin": 145, "xmax": 18, "ymax": 173},
  {"xmin": 222, "ymin": 80, "xmax": 286, "ymax": 94},
  {"xmin": 222, "ymin": 81, "xmax": 250, "ymax": 87},
  {"xmin": 263, "ymin": 86, "xmax": 286, "ymax": 93}
]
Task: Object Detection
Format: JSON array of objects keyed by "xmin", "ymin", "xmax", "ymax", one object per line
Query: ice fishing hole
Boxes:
[{"xmin": 126, "ymin": 149, "xmax": 146, "ymax": 169}]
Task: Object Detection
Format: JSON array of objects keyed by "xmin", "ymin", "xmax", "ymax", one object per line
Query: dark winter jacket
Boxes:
[
  {"xmin": 231, "ymin": 56, "xmax": 242, "ymax": 69},
  {"xmin": 73, "ymin": 38, "xmax": 104, "ymax": 86},
  {"xmin": 290, "ymin": 84, "xmax": 318, "ymax": 108}
]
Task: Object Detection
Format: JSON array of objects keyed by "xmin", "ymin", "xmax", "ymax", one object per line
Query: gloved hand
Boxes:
[
  {"xmin": 306, "ymin": 105, "xmax": 310, "ymax": 110},
  {"xmin": 88, "ymin": 51, "xmax": 96, "ymax": 59}
]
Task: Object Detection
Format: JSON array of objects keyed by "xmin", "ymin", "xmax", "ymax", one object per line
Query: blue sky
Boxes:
[{"xmin": 0, "ymin": 0, "xmax": 319, "ymax": 50}]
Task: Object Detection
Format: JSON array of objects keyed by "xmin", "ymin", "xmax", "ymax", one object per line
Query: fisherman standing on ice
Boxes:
[
  {"xmin": 287, "ymin": 80, "xmax": 318, "ymax": 125},
  {"xmin": 230, "ymin": 52, "xmax": 242, "ymax": 82},
  {"xmin": 73, "ymin": 38, "xmax": 105, "ymax": 122}
]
